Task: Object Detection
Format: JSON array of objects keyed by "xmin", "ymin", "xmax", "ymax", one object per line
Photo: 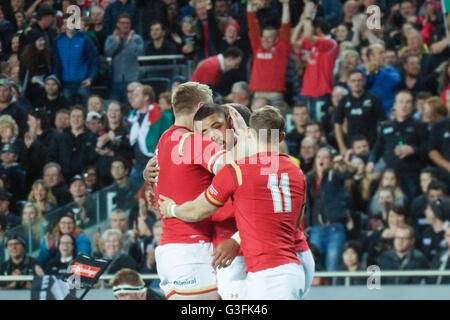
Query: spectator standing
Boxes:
[
  {"xmin": 334, "ymin": 69, "xmax": 386, "ymax": 154},
  {"xmin": 367, "ymin": 91, "xmax": 427, "ymax": 199},
  {"xmin": 145, "ymin": 21, "xmax": 178, "ymax": 61},
  {"xmin": 292, "ymin": 2, "xmax": 339, "ymax": 121},
  {"xmin": 22, "ymin": 6, "xmax": 56, "ymax": 51},
  {"xmin": 135, "ymin": 0, "xmax": 167, "ymax": 40},
  {"xmin": 247, "ymin": 0, "xmax": 291, "ymax": 103},
  {"xmin": 102, "ymin": 0, "xmax": 137, "ymax": 36},
  {"xmin": 53, "ymin": 14, "xmax": 100, "ymax": 105},
  {"xmin": 48, "ymin": 105, "xmax": 98, "ymax": 181},
  {"xmin": 285, "ymin": 102, "xmax": 309, "ymax": 157},
  {"xmin": 104, "ymin": 13, "xmax": 144, "ymax": 104}
]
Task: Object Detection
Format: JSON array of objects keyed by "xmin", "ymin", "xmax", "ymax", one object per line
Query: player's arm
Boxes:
[{"xmin": 159, "ymin": 192, "xmax": 219, "ymax": 222}]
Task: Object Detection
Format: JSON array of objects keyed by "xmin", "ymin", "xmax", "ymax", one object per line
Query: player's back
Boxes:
[
  {"xmin": 233, "ymin": 152, "xmax": 306, "ymax": 273},
  {"xmin": 155, "ymin": 125, "xmax": 225, "ymax": 245}
]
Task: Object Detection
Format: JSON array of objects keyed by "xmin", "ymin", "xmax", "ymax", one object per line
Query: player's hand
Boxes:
[
  {"xmin": 211, "ymin": 238, "xmax": 240, "ymax": 270},
  {"xmin": 158, "ymin": 194, "xmax": 176, "ymax": 219},
  {"xmin": 366, "ymin": 162, "xmax": 375, "ymax": 174},
  {"xmin": 225, "ymin": 105, "xmax": 247, "ymax": 137},
  {"xmin": 143, "ymin": 156, "xmax": 159, "ymax": 184}
]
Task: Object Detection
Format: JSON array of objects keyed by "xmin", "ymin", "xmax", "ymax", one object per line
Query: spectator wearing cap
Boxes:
[
  {"xmin": 23, "ymin": 6, "xmax": 57, "ymax": 51},
  {"xmin": 171, "ymin": 75, "xmax": 186, "ymax": 92},
  {"xmin": 0, "ymin": 79, "xmax": 28, "ymax": 138},
  {"xmin": 190, "ymin": 46, "xmax": 243, "ymax": 90},
  {"xmin": 104, "ymin": 13, "xmax": 144, "ymax": 104},
  {"xmin": 53, "ymin": 14, "xmax": 100, "ymax": 106},
  {"xmin": 48, "ymin": 105, "xmax": 98, "ymax": 180},
  {"xmin": 0, "ymin": 232, "xmax": 44, "ymax": 289},
  {"xmin": 377, "ymin": 224, "xmax": 430, "ymax": 284},
  {"xmin": 38, "ymin": 212, "xmax": 91, "ymax": 265},
  {"xmin": 95, "ymin": 101, "xmax": 133, "ymax": 186},
  {"xmin": 86, "ymin": 111, "xmax": 102, "ymax": 134},
  {"xmin": 0, "ymin": 188, "xmax": 19, "ymax": 230},
  {"xmin": 102, "ymin": 0, "xmax": 137, "ymax": 36},
  {"xmin": 42, "ymin": 162, "xmax": 71, "ymax": 206},
  {"xmin": 0, "ymin": 143, "xmax": 25, "ymax": 204},
  {"xmin": 19, "ymin": 28, "xmax": 52, "ymax": 102},
  {"xmin": 23, "ymin": 108, "xmax": 58, "ymax": 189},
  {"xmin": 66, "ymin": 174, "xmax": 96, "ymax": 228},
  {"xmin": 35, "ymin": 75, "xmax": 70, "ymax": 125},
  {"xmin": 420, "ymin": 198, "xmax": 450, "ymax": 261}
]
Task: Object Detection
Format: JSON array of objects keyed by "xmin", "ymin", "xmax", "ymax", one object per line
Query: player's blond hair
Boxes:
[
  {"xmin": 171, "ymin": 82, "xmax": 213, "ymax": 116},
  {"xmin": 249, "ymin": 106, "xmax": 285, "ymax": 144}
]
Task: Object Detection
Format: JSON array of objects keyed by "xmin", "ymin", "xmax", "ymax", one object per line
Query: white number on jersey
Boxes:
[{"xmin": 267, "ymin": 173, "xmax": 292, "ymax": 213}]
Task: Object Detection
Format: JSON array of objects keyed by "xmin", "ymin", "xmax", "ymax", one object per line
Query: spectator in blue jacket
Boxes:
[
  {"xmin": 38, "ymin": 213, "xmax": 91, "ymax": 265},
  {"xmin": 53, "ymin": 14, "xmax": 100, "ymax": 106},
  {"xmin": 104, "ymin": 13, "xmax": 144, "ymax": 104},
  {"xmin": 358, "ymin": 43, "xmax": 402, "ymax": 117},
  {"xmin": 102, "ymin": 0, "xmax": 137, "ymax": 36}
]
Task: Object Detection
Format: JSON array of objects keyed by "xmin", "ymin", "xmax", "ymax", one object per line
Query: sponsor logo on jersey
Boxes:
[
  {"xmin": 383, "ymin": 127, "xmax": 394, "ymax": 134},
  {"xmin": 350, "ymin": 108, "xmax": 363, "ymax": 115},
  {"xmin": 173, "ymin": 277, "xmax": 197, "ymax": 287},
  {"xmin": 257, "ymin": 52, "xmax": 273, "ymax": 59},
  {"xmin": 345, "ymin": 101, "xmax": 351, "ymax": 108},
  {"xmin": 208, "ymin": 185, "xmax": 219, "ymax": 196},
  {"xmin": 444, "ymin": 132, "xmax": 450, "ymax": 139}
]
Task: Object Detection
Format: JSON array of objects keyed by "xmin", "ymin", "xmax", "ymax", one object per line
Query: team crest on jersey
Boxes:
[
  {"xmin": 383, "ymin": 127, "xmax": 394, "ymax": 134},
  {"xmin": 444, "ymin": 132, "xmax": 450, "ymax": 139},
  {"xmin": 208, "ymin": 185, "xmax": 219, "ymax": 196},
  {"xmin": 362, "ymin": 99, "xmax": 372, "ymax": 107},
  {"xmin": 345, "ymin": 101, "xmax": 351, "ymax": 108}
]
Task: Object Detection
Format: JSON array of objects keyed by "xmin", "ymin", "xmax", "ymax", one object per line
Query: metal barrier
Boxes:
[{"xmin": 2, "ymin": 270, "xmax": 450, "ymax": 283}]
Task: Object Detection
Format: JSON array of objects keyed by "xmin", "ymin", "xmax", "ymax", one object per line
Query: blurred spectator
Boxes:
[
  {"xmin": 335, "ymin": 241, "xmax": 366, "ymax": 285},
  {"xmin": 23, "ymin": 6, "xmax": 56, "ymax": 51},
  {"xmin": 306, "ymin": 148, "xmax": 356, "ymax": 271},
  {"xmin": 334, "ymin": 69, "xmax": 386, "ymax": 154},
  {"xmin": 45, "ymin": 233, "xmax": 77, "ymax": 275},
  {"xmin": 53, "ymin": 108, "xmax": 70, "ymax": 132},
  {"xmin": 42, "ymin": 162, "xmax": 72, "ymax": 206},
  {"xmin": 305, "ymin": 120, "xmax": 336, "ymax": 154},
  {"xmin": 358, "ymin": 43, "xmax": 402, "ymax": 116},
  {"xmin": 440, "ymin": 59, "xmax": 450, "ymax": 104},
  {"xmin": 38, "ymin": 212, "xmax": 91, "ymax": 265},
  {"xmin": 0, "ymin": 143, "xmax": 25, "ymax": 204},
  {"xmin": 27, "ymin": 179, "xmax": 57, "ymax": 214},
  {"xmin": 292, "ymin": 3, "xmax": 339, "ymax": 121},
  {"xmin": 410, "ymin": 169, "xmax": 439, "ymax": 230},
  {"xmin": 398, "ymin": 29, "xmax": 432, "ymax": 75},
  {"xmin": 322, "ymin": 85, "xmax": 348, "ymax": 149},
  {"xmin": 0, "ymin": 5, "xmax": 15, "ymax": 54},
  {"xmin": 67, "ymin": 174, "xmax": 96, "ymax": 228},
  {"xmin": 0, "ymin": 232, "xmax": 44, "ymax": 289},
  {"xmin": 399, "ymin": 54, "xmax": 437, "ymax": 96},
  {"xmin": 420, "ymin": 197, "xmax": 450, "ymax": 261},
  {"xmin": 229, "ymin": 81, "xmax": 250, "ymax": 107},
  {"xmin": 19, "ymin": 30, "xmax": 52, "ymax": 102},
  {"xmin": 299, "ymin": 136, "xmax": 318, "ymax": 173},
  {"xmin": 86, "ymin": 111, "xmax": 102, "ymax": 134},
  {"xmin": 247, "ymin": 0, "xmax": 291, "ymax": 102},
  {"xmin": 369, "ymin": 168, "xmax": 408, "ymax": 219},
  {"xmin": 128, "ymin": 85, "xmax": 172, "ymax": 184},
  {"xmin": 285, "ymin": 102, "xmax": 309, "ymax": 157},
  {"xmin": 250, "ymin": 96, "xmax": 268, "ymax": 112},
  {"xmin": 91, "ymin": 6, "xmax": 107, "ymax": 54},
  {"xmin": 20, "ymin": 202, "xmax": 47, "ymax": 250},
  {"xmin": 135, "ymin": 0, "xmax": 167, "ymax": 40},
  {"xmin": 158, "ymin": 91, "xmax": 172, "ymax": 112},
  {"xmin": 109, "ymin": 157, "xmax": 140, "ymax": 216},
  {"xmin": 422, "ymin": 96, "xmax": 447, "ymax": 133},
  {"xmin": 48, "ymin": 105, "xmax": 98, "ymax": 180},
  {"xmin": 0, "ymin": 114, "xmax": 26, "ymax": 167},
  {"xmin": 35, "ymin": 75, "xmax": 70, "ymax": 125},
  {"xmin": 144, "ymin": 20, "xmax": 178, "ymax": 72},
  {"xmin": 191, "ymin": 46, "xmax": 243, "ymax": 88},
  {"xmin": 95, "ymin": 101, "xmax": 133, "ymax": 187},
  {"xmin": 367, "ymin": 91, "xmax": 427, "ymax": 199},
  {"xmin": 23, "ymin": 108, "xmax": 58, "ymax": 189},
  {"xmin": 87, "ymin": 94, "xmax": 105, "ymax": 114},
  {"xmin": 102, "ymin": 0, "xmax": 137, "ymax": 36},
  {"xmin": 334, "ymin": 49, "xmax": 360, "ymax": 87},
  {"xmin": 377, "ymin": 224, "xmax": 430, "ymax": 284},
  {"xmin": 96, "ymin": 228, "xmax": 139, "ymax": 274},
  {"xmin": 53, "ymin": 14, "xmax": 100, "ymax": 105},
  {"xmin": 0, "ymin": 188, "xmax": 19, "ymax": 230},
  {"xmin": 430, "ymin": 227, "xmax": 450, "ymax": 284},
  {"xmin": 104, "ymin": 13, "xmax": 144, "ymax": 104},
  {"xmin": 0, "ymin": 79, "xmax": 28, "ymax": 138},
  {"xmin": 82, "ymin": 165, "xmax": 101, "ymax": 194}
]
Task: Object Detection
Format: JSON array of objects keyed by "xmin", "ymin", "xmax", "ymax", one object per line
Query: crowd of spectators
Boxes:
[{"xmin": 0, "ymin": 0, "xmax": 450, "ymax": 288}]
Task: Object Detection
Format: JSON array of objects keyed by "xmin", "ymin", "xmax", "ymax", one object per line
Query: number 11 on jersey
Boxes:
[{"xmin": 267, "ymin": 173, "xmax": 292, "ymax": 213}]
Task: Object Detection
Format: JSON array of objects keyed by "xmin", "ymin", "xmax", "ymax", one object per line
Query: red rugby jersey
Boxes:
[
  {"xmin": 205, "ymin": 152, "xmax": 306, "ymax": 273},
  {"xmin": 154, "ymin": 125, "xmax": 226, "ymax": 245}
]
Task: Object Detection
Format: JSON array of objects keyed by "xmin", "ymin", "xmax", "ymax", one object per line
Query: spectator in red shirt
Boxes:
[
  {"xmin": 190, "ymin": 46, "xmax": 243, "ymax": 89},
  {"xmin": 291, "ymin": 2, "xmax": 339, "ymax": 121},
  {"xmin": 247, "ymin": 0, "xmax": 291, "ymax": 102}
]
